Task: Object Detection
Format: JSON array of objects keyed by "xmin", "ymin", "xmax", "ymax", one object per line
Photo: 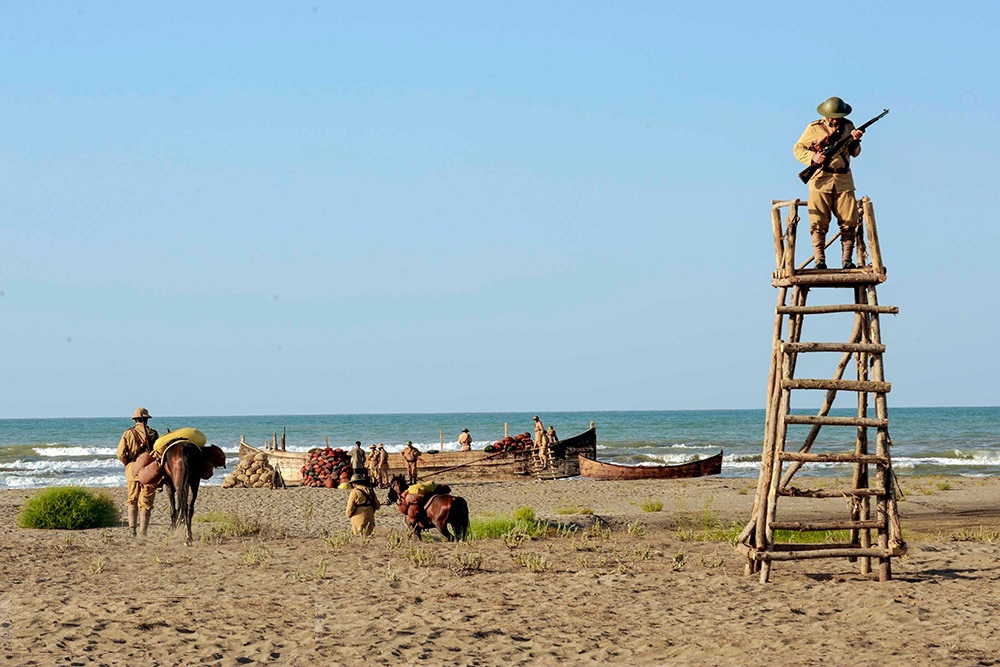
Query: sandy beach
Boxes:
[{"xmin": 3, "ymin": 475, "xmax": 1000, "ymax": 666}]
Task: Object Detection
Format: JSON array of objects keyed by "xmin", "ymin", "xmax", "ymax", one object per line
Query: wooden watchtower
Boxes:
[{"xmin": 738, "ymin": 196, "xmax": 905, "ymax": 582}]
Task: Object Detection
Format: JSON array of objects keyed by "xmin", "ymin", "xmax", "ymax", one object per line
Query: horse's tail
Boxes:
[{"xmin": 449, "ymin": 496, "xmax": 469, "ymax": 541}]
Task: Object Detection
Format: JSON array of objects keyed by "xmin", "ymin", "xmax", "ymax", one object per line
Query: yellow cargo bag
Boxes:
[
  {"xmin": 407, "ymin": 481, "xmax": 438, "ymax": 495},
  {"xmin": 153, "ymin": 427, "xmax": 207, "ymax": 455}
]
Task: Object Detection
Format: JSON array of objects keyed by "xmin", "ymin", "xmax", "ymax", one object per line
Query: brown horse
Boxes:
[
  {"xmin": 386, "ymin": 475, "xmax": 469, "ymax": 541},
  {"xmin": 161, "ymin": 440, "xmax": 204, "ymax": 546}
]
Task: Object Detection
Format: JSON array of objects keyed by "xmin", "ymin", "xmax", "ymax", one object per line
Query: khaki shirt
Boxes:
[
  {"xmin": 458, "ymin": 432, "xmax": 472, "ymax": 450},
  {"xmin": 401, "ymin": 446, "xmax": 420, "ymax": 463},
  {"xmin": 346, "ymin": 486, "xmax": 380, "ymax": 518},
  {"xmin": 117, "ymin": 425, "xmax": 159, "ymax": 466},
  {"xmin": 793, "ymin": 118, "xmax": 861, "ymax": 193}
]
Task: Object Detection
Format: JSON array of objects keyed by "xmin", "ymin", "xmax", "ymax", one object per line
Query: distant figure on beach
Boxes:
[
  {"xmin": 350, "ymin": 441, "xmax": 367, "ymax": 479},
  {"xmin": 376, "ymin": 443, "xmax": 390, "ymax": 488},
  {"xmin": 366, "ymin": 444, "xmax": 378, "ymax": 480},
  {"xmin": 794, "ymin": 96, "xmax": 865, "ymax": 270},
  {"xmin": 458, "ymin": 428, "xmax": 473, "ymax": 452},
  {"xmin": 401, "ymin": 441, "xmax": 422, "ymax": 484},
  {"xmin": 345, "ymin": 473, "xmax": 380, "ymax": 535},
  {"xmin": 546, "ymin": 425, "xmax": 559, "ymax": 445},
  {"xmin": 534, "ymin": 416, "xmax": 550, "ymax": 469},
  {"xmin": 116, "ymin": 407, "xmax": 160, "ymax": 537}
]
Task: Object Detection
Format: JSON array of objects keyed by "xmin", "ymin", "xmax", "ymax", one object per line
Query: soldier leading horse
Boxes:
[
  {"xmin": 161, "ymin": 440, "xmax": 204, "ymax": 546},
  {"xmin": 386, "ymin": 475, "xmax": 469, "ymax": 541}
]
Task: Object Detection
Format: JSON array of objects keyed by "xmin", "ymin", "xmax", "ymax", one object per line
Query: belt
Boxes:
[{"xmin": 821, "ymin": 166, "xmax": 849, "ymax": 174}]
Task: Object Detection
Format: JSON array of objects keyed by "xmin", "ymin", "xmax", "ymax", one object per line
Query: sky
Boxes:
[{"xmin": 2, "ymin": 1, "xmax": 998, "ymax": 418}]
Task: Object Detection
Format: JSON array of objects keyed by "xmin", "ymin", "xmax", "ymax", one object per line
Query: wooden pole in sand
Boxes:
[
  {"xmin": 325, "ymin": 436, "xmax": 329, "ymax": 447},
  {"xmin": 504, "ymin": 422, "xmax": 508, "ymax": 438},
  {"xmin": 440, "ymin": 429, "xmax": 443, "ymax": 448}
]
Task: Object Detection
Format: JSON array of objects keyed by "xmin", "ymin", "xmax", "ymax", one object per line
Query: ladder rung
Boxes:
[
  {"xmin": 771, "ymin": 519, "xmax": 884, "ymax": 531},
  {"xmin": 783, "ymin": 379, "xmax": 891, "ymax": 393},
  {"xmin": 754, "ymin": 546, "xmax": 903, "ymax": 561},
  {"xmin": 772, "ymin": 272, "xmax": 886, "ymax": 288},
  {"xmin": 778, "ymin": 487, "xmax": 887, "ymax": 498},
  {"xmin": 783, "ymin": 342, "xmax": 886, "ymax": 354},
  {"xmin": 771, "ymin": 542, "xmax": 866, "ymax": 551},
  {"xmin": 780, "ymin": 452, "xmax": 888, "ymax": 465},
  {"xmin": 777, "ymin": 304, "xmax": 899, "ymax": 315},
  {"xmin": 784, "ymin": 415, "xmax": 889, "ymax": 428}
]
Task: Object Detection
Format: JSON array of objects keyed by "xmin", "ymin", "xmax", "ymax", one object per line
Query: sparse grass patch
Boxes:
[
  {"xmin": 451, "ymin": 548, "xmax": 484, "ymax": 574},
  {"xmin": 511, "ymin": 552, "xmax": 552, "ymax": 572},
  {"xmin": 640, "ymin": 499, "xmax": 664, "ymax": 513},
  {"xmin": 952, "ymin": 527, "xmax": 1000, "ymax": 543},
  {"xmin": 402, "ymin": 546, "xmax": 435, "ymax": 567},
  {"xmin": 196, "ymin": 511, "xmax": 283, "ymax": 540},
  {"xmin": 239, "ymin": 543, "xmax": 271, "ymax": 568},
  {"xmin": 18, "ymin": 487, "xmax": 119, "ymax": 530},
  {"xmin": 936, "ymin": 481, "xmax": 952, "ymax": 491},
  {"xmin": 672, "ymin": 551, "xmax": 687, "ymax": 571},
  {"xmin": 627, "ymin": 520, "xmax": 647, "ymax": 537},
  {"xmin": 324, "ymin": 531, "xmax": 353, "ymax": 550},
  {"xmin": 89, "ymin": 555, "xmax": 108, "ymax": 574}
]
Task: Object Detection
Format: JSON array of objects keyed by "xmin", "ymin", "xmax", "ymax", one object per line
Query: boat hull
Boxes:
[
  {"xmin": 578, "ymin": 451, "xmax": 723, "ymax": 481},
  {"xmin": 237, "ymin": 426, "xmax": 599, "ymax": 486}
]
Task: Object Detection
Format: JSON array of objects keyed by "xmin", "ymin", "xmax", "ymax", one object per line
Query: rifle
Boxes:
[{"xmin": 798, "ymin": 108, "xmax": 889, "ymax": 184}]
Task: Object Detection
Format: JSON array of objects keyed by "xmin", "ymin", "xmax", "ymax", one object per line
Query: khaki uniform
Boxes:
[
  {"xmin": 401, "ymin": 444, "xmax": 421, "ymax": 484},
  {"xmin": 366, "ymin": 446, "xmax": 378, "ymax": 479},
  {"xmin": 377, "ymin": 446, "xmax": 390, "ymax": 487},
  {"xmin": 345, "ymin": 485, "xmax": 380, "ymax": 535},
  {"xmin": 458, "ymin": 431, "xmax": 473, "ymax": 452},
  {"xmin": 793, "ymin": 118, "xmax": 862, "ymax": 263},
  {"xmin": 117, "ymin": 424, "xmax": 160, "ymax": 510},
  {"xmin": 534, "ymin": 419, "xmax": 549, "ymax": 468}
]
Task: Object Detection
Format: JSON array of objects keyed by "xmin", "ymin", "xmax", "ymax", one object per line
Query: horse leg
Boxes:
[
  {"xmin": 167, "ymin": 480, "xmax": 178, "ymax": 529},
  {"xmin": 186, "ymin": 481, "xmax": 199, "ymax": 546}
]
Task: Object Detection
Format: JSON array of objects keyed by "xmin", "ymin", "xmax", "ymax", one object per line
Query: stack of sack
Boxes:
[{"xmin": 222, "ymin": 452, "xmax": 283, "ymax": 489}]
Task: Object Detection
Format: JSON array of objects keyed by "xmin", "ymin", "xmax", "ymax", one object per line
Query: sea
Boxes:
[{"xmin": 1, "ymin": 407, "xmax": 998, "ymax": 490}]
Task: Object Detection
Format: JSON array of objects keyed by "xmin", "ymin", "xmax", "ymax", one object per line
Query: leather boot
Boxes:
[
  {"xmin": 811, "ymin": 231, "xmax": 827, "ymax": 269},
  {"xmin": 841, "ymin": 232, "xmax": 856, "ymax": 269},
  {"xmin": 139, "ymin": 509, "xmax": 151, "ymax": 537},
  {"xmin": 128, "ymin": 505, "xmax": 138, "ymax": 537}
]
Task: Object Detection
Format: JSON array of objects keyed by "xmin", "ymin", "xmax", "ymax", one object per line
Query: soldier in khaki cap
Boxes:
[
  {"xmin": 116, "ymin": 407, "xmax": 160, "ymax": 536},
  {"xmin": 793, "ymin": 96, "xmax": 866, "ymax": 270}
]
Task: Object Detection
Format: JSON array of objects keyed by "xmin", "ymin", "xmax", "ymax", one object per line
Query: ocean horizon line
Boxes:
[{"xmin": 3, "ymin": 404, "xmax": 999, "ymax": 422}]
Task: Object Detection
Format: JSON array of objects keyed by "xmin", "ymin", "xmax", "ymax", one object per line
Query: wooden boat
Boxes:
[
  {"xmin": 578, "ymin": 450, "xmax": 723, "ymax": 481},
  {"xmin": 237, "ymin": 425, "xmax": 599, "ymax": 486}
]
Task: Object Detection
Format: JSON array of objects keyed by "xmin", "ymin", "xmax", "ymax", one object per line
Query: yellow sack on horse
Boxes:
[
  {"xmin": 153, "ymin": 428, "xmax": 207, "ymax": 455},
  {"xmin": 407, "ymin": 481, "xmax": 439, "ymax": 495}
]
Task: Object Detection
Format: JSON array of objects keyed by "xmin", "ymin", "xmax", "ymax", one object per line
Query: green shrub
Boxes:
[
  {"xmin": 18, "ymin": 487, "xmax": 119, "ymax": 530},
  {"xmin": 512, "ymin": 506, "xmax": 536, "ymax": 522},
  {"xmin": 640, "ymin": 499, "xmax": 664, "ymax": 513}
]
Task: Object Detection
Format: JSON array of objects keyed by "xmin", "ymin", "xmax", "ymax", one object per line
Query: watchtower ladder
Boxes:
[{"xmin": 738, "ymin": 196, "xmax": 905, "ymax": 582}]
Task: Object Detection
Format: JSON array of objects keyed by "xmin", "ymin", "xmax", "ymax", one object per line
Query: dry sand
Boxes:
[{"xmin": 2, "ymin": 475, "xmax": 1000, "ymax": 666}]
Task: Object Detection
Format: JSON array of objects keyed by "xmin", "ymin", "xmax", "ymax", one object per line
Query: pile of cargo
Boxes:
[
  {"xmin": 222, "ymin": 452, "xmax": 281, "ymax": 489},
  {"xmin": 484, "ymin": 432, "xmax": 533, "ymax": 453},
  {"xmin": 300, "ymin": 447, "xmax": 352, "ymax": 488}
]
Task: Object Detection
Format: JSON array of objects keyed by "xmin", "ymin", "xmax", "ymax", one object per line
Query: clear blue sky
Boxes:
[{"xmin": 2, "ymin": 2, "xmax": 997, "ymax": 418}]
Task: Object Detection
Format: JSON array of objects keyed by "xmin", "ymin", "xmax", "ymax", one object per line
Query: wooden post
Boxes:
[
  {"xmin": 325, "ymin": 435, "xmax": 329, "ymax": 447},
  {"xmin": 504, "ymin": 422, "xmax": 508, "ymax": 438},
  {"xmin": 862, "ymin": 197, "xmax": 884, "ymax": 274},
  {"xmin": 281, "ymin": 427, "xmax": 286, "ymax": 452},
  {"xmin": 771, "ymin": 206, "xmax": 784, "ymax": 275},
  {"xmin": 783, "ymin": 202, "xmax": 799, "ymax": 277},
  {"xmin": 440, "ymin": 429, "xmax": 444, "ymax": 448}
]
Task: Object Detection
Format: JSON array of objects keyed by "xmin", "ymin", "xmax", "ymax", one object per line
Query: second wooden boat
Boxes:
[{"xmin": 578, "ymin": 451, "xmax": 723, "ymax": 481}]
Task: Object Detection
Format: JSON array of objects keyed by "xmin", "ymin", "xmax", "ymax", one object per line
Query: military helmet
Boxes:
[{"xmin": 817, "ymin": 97, "xmax": 852, "ymax": 119}]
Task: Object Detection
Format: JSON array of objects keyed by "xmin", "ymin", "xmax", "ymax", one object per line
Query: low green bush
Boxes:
[{"xmin": 18, "ymin": 487, "xmax": 119, "ymax": 530}]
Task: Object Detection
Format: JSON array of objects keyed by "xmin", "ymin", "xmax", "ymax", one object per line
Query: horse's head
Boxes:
[{"xmin": 386, "ymin": 474, "xmax": 407, "ymax": 504}]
